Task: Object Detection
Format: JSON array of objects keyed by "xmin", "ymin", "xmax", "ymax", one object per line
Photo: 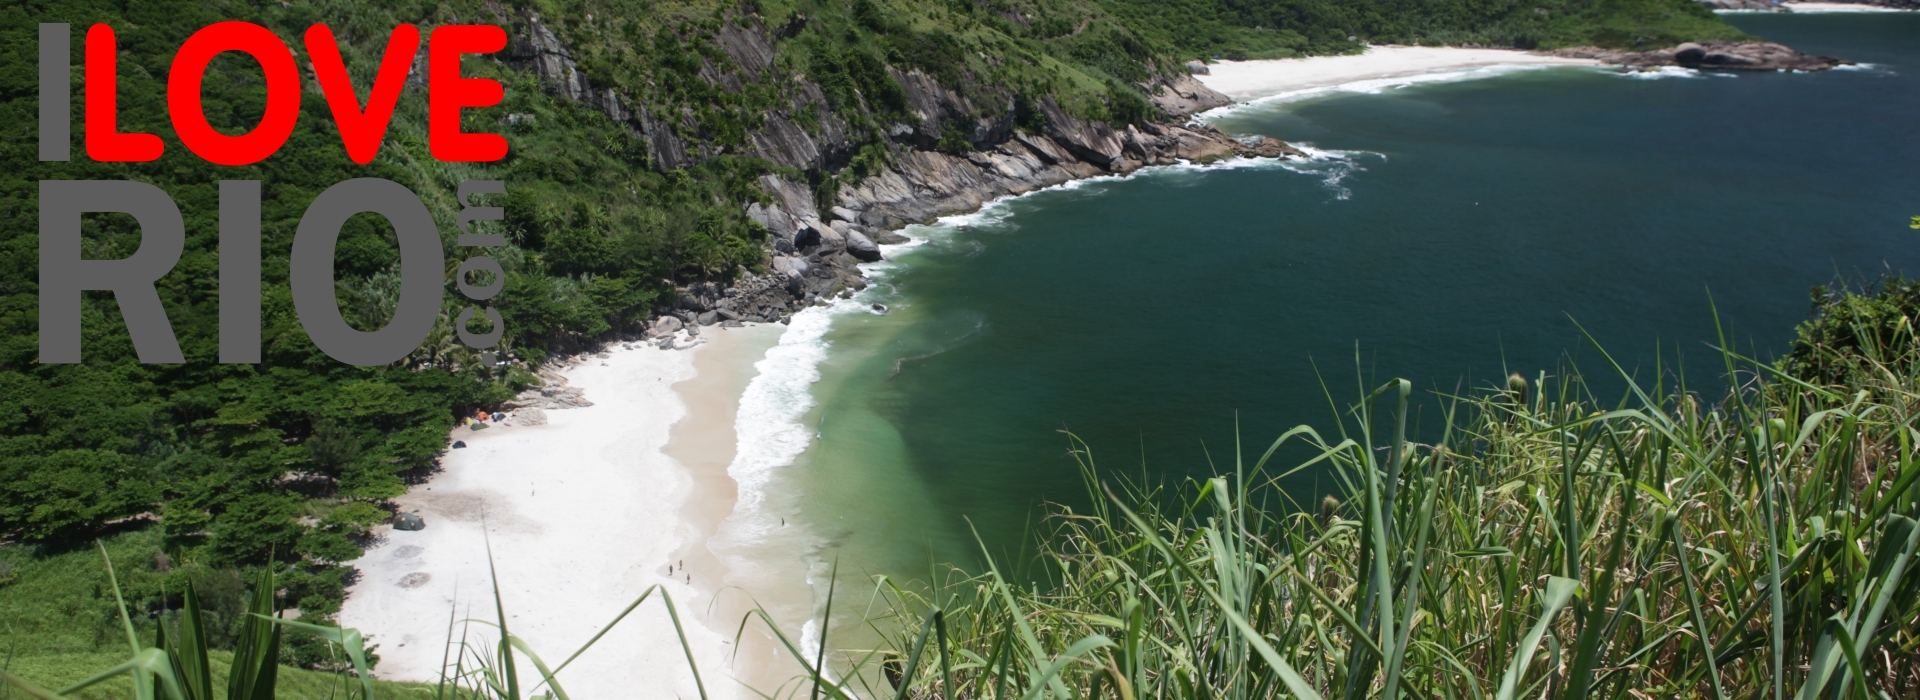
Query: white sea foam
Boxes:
[
  {"xmin": 728, "ymin": 301, "xmax": 857, "ymax": 531},
  {"xmin": 744, "ymin": 87, "xmax": 1382, "ymax": 651},
  {"xmin": 1618, "ymin": 65, "xmax": 1710, "ymax": 80},
  {"xmin": 1279, "ymin": 146, "xmax": 1380, "ymax": 200},
  {"xmin": 1832, "ymin": 62, "xmax": 1891, "ymax": 73}
]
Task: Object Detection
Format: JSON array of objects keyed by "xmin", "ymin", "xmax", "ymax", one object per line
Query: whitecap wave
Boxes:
[
  {"xmin": 727, "ymin": 300, "xmax": 861, "ymax": 536},
  {"xmin": 1618, "ymin": 65, "xmax": 1709, "ymax": 80},
  {"xmin": 1832, "ymin": 62, "xmax": 1891, "ymax": 73}
]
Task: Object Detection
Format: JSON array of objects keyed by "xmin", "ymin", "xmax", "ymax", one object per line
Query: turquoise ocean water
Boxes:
[{"xmin": 737, "ymin": 14, "xmax": 1920, "ymax": 596}]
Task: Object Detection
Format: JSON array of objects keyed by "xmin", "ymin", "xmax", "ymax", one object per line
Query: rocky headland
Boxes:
[
  {"xmin": 1548, "ymin": 41, "xmax": 1848, "ymax": 72},
  {"xmin": 496, "ymin": 9, "xmax": 1305, "ymax": 346}
]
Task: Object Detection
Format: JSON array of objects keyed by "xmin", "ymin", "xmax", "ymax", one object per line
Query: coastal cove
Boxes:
[
  {"xmin": 8, "ymin": 1, "xmax": 1920, "ymax": 696},
  {"xmin": 765, "ymin": 9, "xmax": 1920, "ymax": 627},
  {"xmin": 322, "ymin": 12, "xmax": 1920, "ymax": 693},
  {"xmin": 353, "ymin": 11, "xmax": 1919, "ymax": 690}
]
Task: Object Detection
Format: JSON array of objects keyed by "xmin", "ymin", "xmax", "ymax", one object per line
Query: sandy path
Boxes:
[
  {"xmin": 339, "ymin": 328, "xmax": 774, "ymax": 699},
  {"xmin": 1195, "ymin": 46, "xmax": 1600, "ymax": 102}
]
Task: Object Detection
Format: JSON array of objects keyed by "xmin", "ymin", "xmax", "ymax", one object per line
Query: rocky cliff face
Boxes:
[{"xmin": 495, "ymin": 8, "xmax": 1289, "ymax": 339}]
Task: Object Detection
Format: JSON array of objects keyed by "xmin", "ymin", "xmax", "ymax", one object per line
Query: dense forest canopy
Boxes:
[{"xmin": 0, "ymin": 0, "xmax": 1753, "ymax": 668}]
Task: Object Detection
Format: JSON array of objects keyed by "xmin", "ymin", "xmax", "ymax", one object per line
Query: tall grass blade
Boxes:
[{"xmin": 1492, "ymin": 576, "xmax": 1576, "ymax": 700}]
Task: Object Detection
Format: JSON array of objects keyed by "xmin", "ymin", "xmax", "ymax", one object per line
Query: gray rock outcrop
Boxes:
[
  {"xmin": 845, "ymin": 231, "xmax": 881, "ymax": 262},
  {"xmin": 647, "ymin": 315, "xmax": 684, "ymax": 338},
  {"xmin": 497, "ymin": 5, "xmax": 1304, "ymax": 346},
  {"xmin": 1548, "ymin": 42, "xmax": 1846, "ymax": 72}
]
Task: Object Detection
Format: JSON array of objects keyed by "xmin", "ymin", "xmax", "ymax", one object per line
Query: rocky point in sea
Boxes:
[{"xmin": 1549, "ymin": 41, "xmax": 1848, "ymax": 72}]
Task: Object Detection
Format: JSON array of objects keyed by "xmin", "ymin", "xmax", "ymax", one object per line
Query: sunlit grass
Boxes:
[
  {"xmin": 851, "ymin": 325, "xmax": 1919, "ymax": 699},
  {"xmin": 10, "ymin": 313, "xmax": 1918, "ymax": 700}
]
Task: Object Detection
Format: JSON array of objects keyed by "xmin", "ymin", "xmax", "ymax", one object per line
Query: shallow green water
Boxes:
[{"xmin": 777, "ymin": 14, "xmax": 1920, "ymax": 584}]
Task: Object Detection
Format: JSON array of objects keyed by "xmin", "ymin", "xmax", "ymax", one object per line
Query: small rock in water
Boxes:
[{"xmin": 871, "ymin": 303, "xmax": 889, "ymax": 314}]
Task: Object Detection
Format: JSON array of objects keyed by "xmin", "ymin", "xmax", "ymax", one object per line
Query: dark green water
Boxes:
[{"xmin": 778, "ymin": 14, "xmax": 1920, "ymax": 582}]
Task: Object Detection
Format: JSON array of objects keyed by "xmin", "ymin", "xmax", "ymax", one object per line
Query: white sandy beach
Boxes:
[
  {"xmin": 1784, "ymin": 2, "xmax": 1915, "ymax": 11},
  {"xmin": 339, "ymin": 326, "xmax": 788, "ymax": 699},
  {"xmin": 1194, "ymin": 46, "xmax": 1601, "ymax": 102}
]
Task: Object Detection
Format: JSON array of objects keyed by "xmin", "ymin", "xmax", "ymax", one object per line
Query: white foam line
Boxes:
[
  {"xmin": 729, "ymin": 302, "xmax": 856, "ymax": 521},
  {"xmin": 896, "ymin": 153, "xmax": 1357, "ymax": 244},
  {"xmin": 734, "ymin": 118, "xmax": 1383, "ymax": 659}
]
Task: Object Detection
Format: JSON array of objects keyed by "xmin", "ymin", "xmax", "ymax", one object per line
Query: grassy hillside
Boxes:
[{"xmin": 2, "ymin": 0, "xmax": 1763, "ymax": 676}]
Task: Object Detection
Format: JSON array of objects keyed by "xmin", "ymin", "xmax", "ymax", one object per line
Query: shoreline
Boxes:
[
  {"xmin": 1193, "ymin": 46, "xmax": 1602, "ymax": 103},
  {"xmin": 1774, "ymin": 2, "xmax": 1915, "ymax": 11},
  {"xmin": 338, "ymin": 325, "xmax": 788, "ymax": 699},
  {"xmin": 339, "ymin": 25, "xmax": 1872, "ymax": 696},
  {"xmin": 660, "ymin": 323, "xmax": 809, "ymax": 693}
]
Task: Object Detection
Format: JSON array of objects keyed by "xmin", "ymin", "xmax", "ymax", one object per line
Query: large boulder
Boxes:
[
  {"xmin": 846, "ymin": 230, "xmax": 881, "ymax": 262},
  {"xmin": 772, "ymin": 255, "xmax": 810, "ymax": 276},
  {"xmin": 1702, "ymin": 50, "xmax": 1760, "ymax": 67},
  {"xmin": 746, "ymin": 202, "xmax": 797, "ymax": 239},
  {"xmin": 647, "ymin": 315, "xmax": 684, "ymax": 338},
  {"xmin": 1673, "ymin": 43, "xmax": 1707, "ymax": 65},
  {"xmin": 817, "ymin": 220, "xmax": 848, "ymax": 250},
  {"xmin": 516, "ymin": 407, "xmax": 548, "ymax": 426},
  {"xmin": 796, "ymin": 218, "xmax": 840, "ymax": 249},
  {"xmin": 830, "ymin": 206, "xmax": 860, "ymax": 223}
]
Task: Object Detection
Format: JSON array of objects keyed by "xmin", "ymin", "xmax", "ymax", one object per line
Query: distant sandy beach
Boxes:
[
  {"xmin": 1783, "ymin": 2, "xmax": 1915, "ymax": 11},
  {"xmin": 339, "ymin": 324, "xmax": 789, "ymax": 699},
  {"xmin": 1194, "ymin": 46, "xmax": 1601, "ymax": 102}
]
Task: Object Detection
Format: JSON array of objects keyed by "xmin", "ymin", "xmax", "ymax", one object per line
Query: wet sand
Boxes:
[{"xmin": 339, "ymin": 325, "xmax": 787, "ymax": 699}]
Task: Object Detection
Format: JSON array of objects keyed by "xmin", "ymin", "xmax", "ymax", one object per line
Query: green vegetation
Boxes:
[
  {"xmin": 1, "ymin": 535, "xmax": 714, "ymax": 700},
  {"xmin": 1, "ymin": 0, "xmax": 778, "ymax": 665},
  {"xmin": 0, "ymin": 0, "xmax": 1770, "ymax": 680},
  {"xmin": 0, "ymin": 532, "xmax": 434, "ymax": 699},
  {"xmin": 12, "ymin": 282, "xmax": 1918, "ymax": 699},
  {"xmin": 846, "ymin": 291, "xmax": 1919, "ymax": 699}
]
